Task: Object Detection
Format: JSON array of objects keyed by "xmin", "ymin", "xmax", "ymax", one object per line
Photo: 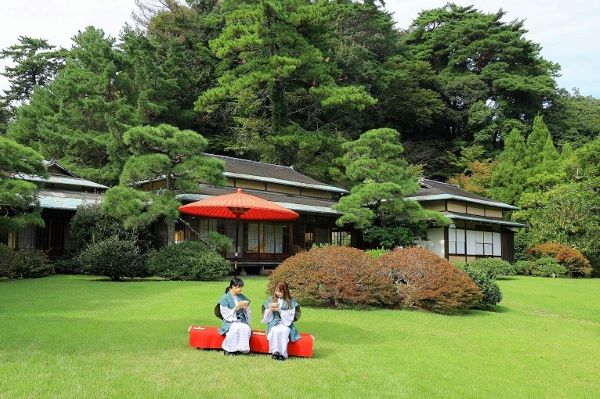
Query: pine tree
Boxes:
[
  {"xmin": 334, "ymin": 128, "xmax": 448, "ymax": 248},
  {"xmin": 0, "ymin": 137, "xmax": 47, "ymax": 231},
  {"xmin": 103, "ymin": 124, "xmax": 225, "ymax": 244},
  {"xmin": 194, "ymin": 0, "xmax": 376, "ymax": 142},
  {"xmin": 0, "ymin": 36, "xmax": 64, "ymax": 107},
  {"xmin": 7, "ymin": 27, "xmax": 138, "ymax": 185}
]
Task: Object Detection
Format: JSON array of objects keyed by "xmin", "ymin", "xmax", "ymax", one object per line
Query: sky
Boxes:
[{"xmin": 1, "ymin": 0, "xmax": 599, "ymax": 97}]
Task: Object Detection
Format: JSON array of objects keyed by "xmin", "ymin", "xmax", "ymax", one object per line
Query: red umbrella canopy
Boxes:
[{"xmin": 178, "ymin": 188, "xmax": 299, "ymax": 221}]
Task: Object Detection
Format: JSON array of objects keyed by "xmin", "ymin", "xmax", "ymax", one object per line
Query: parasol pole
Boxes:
[
  {"xmin": 228, "ymin": 201, "xmax": 249, "ymax": 277},
  {"xmin": 234, "ymin": 214, "xmax": 240, "ymax": 276}
]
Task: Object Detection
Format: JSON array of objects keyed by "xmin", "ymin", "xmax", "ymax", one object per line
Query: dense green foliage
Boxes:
[
  {"xmin": 147, "ymin": 241, "xmax": 230, "ymax": 280},
  {"xmin": 78, "ymin": 236, "xmax": 147, "ymax": 280},
  {"xmin": 457, "ymin": 265, "xmax": 503, "ymax": 308},
  {"xmin": 102, "ymin": 124, "xmax": 225, "ymax": 243},
  {"xmin": 0, "ymin": 244, "xmax": 52, "ymax": 279},
  {"xmin": 460, "ymin": 258, "xmax": 515, "ymax": 280},
  {"xmin": 0, "ymin": 36, "xmax": 64, "ymax": 121},
  {"xmin": 529, "ymin": 257, "xmax": 567, "ymax": 278},
  {"xmin": 13, "ymin": 247, "xmax": 53, "ymax": 278},
  {"xmin": 0, "ymin": 136, "xmax": 47, "ymax": 232},
  {"xmin": 334, "ymin": 128, "xmax": 448, "ymax": 248},
  {"xmin": 0, "ymin": 243, "xmax": 20, "ymax": 278},
  {"xmin": 70, "ymin": 205, "xmax": 136, "ymax": 250}
]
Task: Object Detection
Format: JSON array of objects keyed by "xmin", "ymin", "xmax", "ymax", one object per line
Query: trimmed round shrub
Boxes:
[
  {"xmin": 377, "ymin": 247, "xmax": 482, "ymax": 313},
  {"xmin": 464, "ymin": 258, "xmax": 515, "ymax": 279},
  {"xmin": 147, "ymin": 241, "xmax": 230, "ymax": 281},
  {"xmin": 458, "ymin": 264, "xmax": 503, "ymax": 308},
  {"xmin": 530, "ymin": 257, "xmax": 567, "ymax": 278},
  {"xmin": 78, "ymin": 236, "xmax": 147, "ymax": 281},
  {"xmin": 15, "ymin": 248, "xmax": 53, "ymax": 278},
  {"xmin": 0, "ymin": 243, "xmax": 19, "ymax": 279},
  {"xmin": 513, "ymin": 260, "xmax": 533, "ymax": 276},
  {"xmin": 269, "ymin": 246, "xmax": 395, "ymax": 308},
  {"xmin": 528, "ymin": 243, "xmax": 593, "ymax": 277}
]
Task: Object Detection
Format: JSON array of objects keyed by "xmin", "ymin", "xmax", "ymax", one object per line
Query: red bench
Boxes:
[{"xmin": 188, "ymin": 326, "xmax": 314, "ymax": 358}]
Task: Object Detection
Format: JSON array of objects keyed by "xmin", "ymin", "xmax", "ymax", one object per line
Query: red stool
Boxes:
[{"xmin": 188, "ymin": 326, "xmax": 315, "ymax": 358}]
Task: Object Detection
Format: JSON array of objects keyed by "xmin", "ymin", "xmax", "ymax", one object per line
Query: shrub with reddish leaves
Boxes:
[
  {"xmin": 377, "ymin": 247, "xmax": 482, "ymax": 313},
  {"xmin": 528, "ymin": 243, "xmax": 593, "ymax": 278},
  {"xmin": 268, "ymin": 246, "xmax": 395, "ymax": 308}
]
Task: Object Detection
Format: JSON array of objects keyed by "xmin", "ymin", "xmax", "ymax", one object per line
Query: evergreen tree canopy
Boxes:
[
  {"xmin": 0, "ymin": 36, "xmax": 64, "ymax": 106},
  {"xmin": 104, "ymin": 124, "xmax": 225, "ymax": 243},
  {"xmin": 0, "ymin": 137, "xmax": 47, "ymax": 231},
  {"xmin": 334, "ymin": 128, "xmax": 448, "ymax": 248},
  {"xmin": 7, "ymin": 27, "xmax": 138, "ymax": 185},
  {"xmin": 402, "ymin": 3, "xmax": 559, "ymax": 166}
]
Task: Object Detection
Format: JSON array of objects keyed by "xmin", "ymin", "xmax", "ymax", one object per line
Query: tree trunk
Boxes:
[
  {"xmin": 167, "ymin": 221, "xmax": 175, "ymax": 246},
  {"xmin": 271, "ymin": 78, "xmax": 288, "ymax": 134}
]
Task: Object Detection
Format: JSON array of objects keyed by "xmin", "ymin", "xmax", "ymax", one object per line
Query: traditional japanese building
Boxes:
[
  {"xmin": 142, "ymin": 154, "xmax": 357, "ymax": 271},
  {"xmin": 1, "ymin": 160, "xmax": 107, "ymax": 257},
  {"xmin": 3, "ymin": 156, "xmax": 523, "ymax": 266},
  {"xmin": 409, "ymin": 179, "xmax": 525, "ymax": 263}
]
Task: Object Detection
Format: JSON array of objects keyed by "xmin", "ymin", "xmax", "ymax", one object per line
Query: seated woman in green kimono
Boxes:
[
  {"xmin": 261, "ymin": 281, "xmax": 300, "ymax": 360},
  {"xmin": 218, "ymin": 277, "xmax": 251, "ymax": 355}
]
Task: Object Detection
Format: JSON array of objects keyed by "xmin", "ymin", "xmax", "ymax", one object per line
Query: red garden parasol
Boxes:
[{"xmin": 178, "ymin": 188, "xmax": 299, "ymax": 275}]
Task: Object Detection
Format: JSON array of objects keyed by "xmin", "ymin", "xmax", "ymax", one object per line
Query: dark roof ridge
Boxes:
[
  {"xmin": 43, "ymin": 159, "xmax": 78, "ymax": 177},
  {"xmin": 420, "ymin": 177, "xmax": 460, "ymax": 188},
  {"xmin": 205, "ymin": 153, "xmax": 295, "ymax": 170}
]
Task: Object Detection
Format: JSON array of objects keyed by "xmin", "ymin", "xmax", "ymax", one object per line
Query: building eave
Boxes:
[
  {"xmin": 12, "ymin": 174, "xmax": 109, "ymax": 190},
  {"xmin": 406, "ymin": 193, "xmax": 518, "ymax": 210},
  {"xmin": 443, "ymin": 211, "xmax": 526, "ymax": 227},
  {"xmin": 223, "ymin": 172, "xmax": 348, "ymax": 194}
]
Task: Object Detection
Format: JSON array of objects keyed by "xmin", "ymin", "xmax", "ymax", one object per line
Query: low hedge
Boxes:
[
  {"xmin": 528, "ymin": 243, "xmax": 592, "ymax": 277},
  {"xmin": 0, "ymin": 244, "xmax": 19, "ymax": 278},
  {"xmin": 457, "ymin": 263, "xmax": 503, "ymax": 308},
  {"xmin": 0, "ymin": 245, "xmax": 53, "ymax": 279},
  {"xmin": 147, "ymin": 241, "xmax": 230, "ymax": 281}
]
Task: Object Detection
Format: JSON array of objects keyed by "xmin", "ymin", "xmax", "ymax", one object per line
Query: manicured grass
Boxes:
[{"xmin": 1, "ymin": 275, "xmax": 599, "ymax": 398}]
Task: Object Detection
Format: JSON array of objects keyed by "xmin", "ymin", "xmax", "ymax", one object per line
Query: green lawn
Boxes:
[{"xmin": 1, "ymin": 275, "xmax": 599, "ymax": 398}]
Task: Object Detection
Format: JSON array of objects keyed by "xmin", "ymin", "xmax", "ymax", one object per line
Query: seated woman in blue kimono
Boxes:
[
  {"xmin": 217, "ymin": 277, "xmax": 251, "ymax": 356},
  {"xmin": 261, "ymin": 281, "xmax": 300, "ymax": 360}
]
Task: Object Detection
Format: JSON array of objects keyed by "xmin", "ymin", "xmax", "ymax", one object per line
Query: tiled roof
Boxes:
[
  {"xmin": 207, "ymin": 154, "xmax": 322, "ymax": 185},
  {"xmin": 206, "ymin": 154, "xmax": 347, "ymax": 194},
  {"xmin": 37, "ymin": 189, "xmax": 103, "ymax": 210},
  {"xmin": 13, "ymin": 173, "xmax": 108, "ymax": 190},
  {"xmin": 408, "ymin": 178, "xmax": 518, "ymax": 210}
]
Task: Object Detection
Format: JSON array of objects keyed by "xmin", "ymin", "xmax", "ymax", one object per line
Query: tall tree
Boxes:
[
  {"xmin": 401, "ymin": 4, "xmax": 558, "ymax": 175},
  {"xmin": 0, "ymin": 36, "xmax": 64, "ymax": 108},
  {"xmin": 103, "ymin": 124, "xmax": 225, "ymax": 244},
  {"xmin": 543, "ymin": 89, "xmax": 600, "ymax": 148},
  {"xmin": 334, "ymin": 128, "xmax": 448, "ymax": 248},
  {"xmin": 7, "ymin": 27, "xmax": 138, "ymax": 185},
  {"xmin": 194, "ymin": 0, "xmax": 376, "ymax": 162},
  {"xmin": 0, "ymin": 137, "xmax": 47, "ymax": 231},
  {"xmin": 123, "ymin": 0, "xmax": 223, "ymax": 130}
]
